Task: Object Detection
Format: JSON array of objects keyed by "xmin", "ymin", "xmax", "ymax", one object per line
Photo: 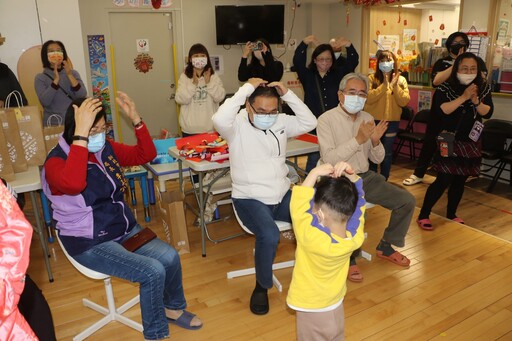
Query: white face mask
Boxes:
[
  {"xmin": 457, "ymin": 73, "xmax": 477, "ymax": 85},
  {"xmin": 342, "ymin": 95, "xmax": 366, "ymax": 114},
  {"xmin": 379, "ymin": 61, "xmax": 394, "ymax": 73},
  {"xmin": 88, "ymin": 132, "xmax": 106, "ymax": 153},
  {"xmin": 253, "ymin": 114, "xmax": 278, "ymax": 130},
  {"xmin": 191, "ymin": 56, "xmax": 207, "ymax": 69},
  {"xmin": 48, "ymin": 51, "xmax": 64, "ymax": 65}
]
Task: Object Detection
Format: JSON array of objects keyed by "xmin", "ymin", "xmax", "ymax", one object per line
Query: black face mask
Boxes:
[{"xmin": 450, "ymin": 44, "xmax": 466, "ymax": 56}]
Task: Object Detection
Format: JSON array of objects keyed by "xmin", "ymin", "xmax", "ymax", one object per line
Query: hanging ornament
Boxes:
[
  {"xmin": 151, "ymin": 0, "xmax": 162, "ymax": 9},
  {"xmin": 397, "ymin": 4, "xmax": 402, "ymax": 23},
  {"xmin": 440, "ymin": 23, "xmax": 445, "ymax": 30},
  {"xmin": 134, "ymin": 53, "xmax": 154, "ymax": 73},
  {"xmin": 383, "ymin": 19, "xmax": 387, "ymax": 26},
  {"xmin": 404, "ymin": 19, "xmax": 407, "ymax": 26},
  {"xmin": 435, "ymin": 38, "xmax": 440, "ymax": 45},
  {"xmin": 345, "ymin": 0, "xmax": 350, "ymax": 26},
  {"xmin": 429, "ymin": 15, "xmax": 433, "ymax": 22},
  {"xmin": 376, "ymin": 30, "xmax": 381, "ymax": 36}
]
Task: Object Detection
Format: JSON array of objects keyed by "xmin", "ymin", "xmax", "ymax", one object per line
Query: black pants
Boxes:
[
  {"xmin": 419, "ymin": 172, "xmax": 468, "ymax": 220},
  {"xmin": 413, "ymin": 134, "xmax": 438, "ymax": 178},
  {"xmin": 18, "ymin": 275, "xmax": 57, "ymax": 341}
]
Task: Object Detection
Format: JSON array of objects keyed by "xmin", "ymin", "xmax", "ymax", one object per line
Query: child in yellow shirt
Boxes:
[{"xmin": 287, "ymin": 162, "xmax": 366, "ymax": 341}]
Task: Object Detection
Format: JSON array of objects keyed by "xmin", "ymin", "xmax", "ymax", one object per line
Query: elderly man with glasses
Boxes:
[
  {"xmin": 213, "ymin": 77, "xmax": 317, "ymax": 316},
  {"xmin": 317, "ymin": 72, "xmax": 415, "ymax": 283}
]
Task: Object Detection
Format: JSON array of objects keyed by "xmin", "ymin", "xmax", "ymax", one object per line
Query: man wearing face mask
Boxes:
[
  {"xmin": 317, "ymin": 73, "xmax": 415, "ymax": 282},
  {"xmin": 212, "ymin": 78, "xmax": 316, "ymax": 315}
]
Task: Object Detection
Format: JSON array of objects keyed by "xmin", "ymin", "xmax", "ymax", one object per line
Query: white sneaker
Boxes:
[{"xmin": 403, "ymin": 174, "xmax": 423, "ymax": 186}]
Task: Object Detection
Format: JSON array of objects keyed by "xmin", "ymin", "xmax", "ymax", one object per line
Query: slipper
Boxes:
[
  {"xmin": 250, "ymin": 290, "xmax": 269, "ymax": 315},
  {"xmin": 451, "ymin": 217, "xmax": 465, "ymax": 224},
  {"xmin": 417, "ymin": 218, "xmax": 434, "ymax": 231},
  {"xmin": 376, "ymin": 250, "xmax": 411, "ymax": 267},
  {"xmin": 348, "ymin": 264, "xmax": 363, "ymax": 283},
  {"xmin": 167, "ymin": 310, "xmax": 202, "ymax": 330},
  {"xmin": 403, "ymin": 174, "xmax": 423, "ymax": 186}
]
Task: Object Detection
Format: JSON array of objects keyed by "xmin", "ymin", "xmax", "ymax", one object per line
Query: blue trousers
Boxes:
[
  {"xmin": 232, "ymin": 190, "xmax": 292, "ymax": 288},
  {"xmin": 74, "ymin": 224, "xmax": 186, "ymax": 340}
]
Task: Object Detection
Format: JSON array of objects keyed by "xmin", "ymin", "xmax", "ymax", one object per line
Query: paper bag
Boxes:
[
  {"xmin": 11, "ymin": 106, "xmax": 47, "ymax": 166},
  {"xmin": 44, "ymin": 114, "xmax": 64, "ymax": 154},
  {"xmin": 158, "ymin": 190, "xmax": 190, "ymax": 254},
  {"xmin": 0, "ymin": 127, "xmax": 16, "ymax": 182},
  {"xmin": 0, "ymin": 109, "xmax": 27, "ymax": 173}
]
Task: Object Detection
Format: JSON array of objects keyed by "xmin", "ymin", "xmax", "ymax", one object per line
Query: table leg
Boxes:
[
  {"xmin": 29, "ymin": 191, "xmax": 54, "ymax": 282},
  {"xmin": 140, "ymin": 174, "xmax": 150, "ymax": 222},
  {"xmin": 39, "ymin": 191, "xmax": 54, "ymax": 243},
  {"xmin": 128, "ymin": 178, "xmax": 137, "ymax": 205},
  {"xmin": 147, "ymin": 172, "xmax": 156, "ymax": 205},
  {"xmin": 198, "ymin": 171, "xmax": 206, "ymax": 257}
]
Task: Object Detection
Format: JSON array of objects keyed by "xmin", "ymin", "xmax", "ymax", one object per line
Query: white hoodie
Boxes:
[{"xmin": 213, "ymin": 83, "xmax": 317, "ymax": 204}]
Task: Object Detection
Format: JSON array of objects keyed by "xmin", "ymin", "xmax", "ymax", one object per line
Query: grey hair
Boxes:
[{"xmin": 339, "ymin": 72, "xmax": 369, "ymax": 91}]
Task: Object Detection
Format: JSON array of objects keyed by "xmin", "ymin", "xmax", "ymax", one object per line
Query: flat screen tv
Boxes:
[{"xmin": 215, "ymin": 5, "xmax": 285, "ymax": 45}]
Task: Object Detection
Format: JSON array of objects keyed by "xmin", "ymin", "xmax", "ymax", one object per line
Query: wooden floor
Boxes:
[{"xmin": 26, "ymin": 159, "xmax": 512, "ymax": 341}]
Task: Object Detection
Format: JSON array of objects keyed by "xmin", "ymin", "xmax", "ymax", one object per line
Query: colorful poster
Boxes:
[
  {"xmin": 497, "ymin": 19, "xmax": 509, "ymax": 46},
  {"xmin": 377, "ymin": 35, "xmax": 400, "ymax": 54},
  {"xmin": 418, "ymin": 90, "xmax": 432, "ymax": 112},
  {"xmin": 87, "ymin": 35, "xmax": 114, "ymax": 140},
  {"xmin": 403, "ymin": 29, "xmax": 417, "ymax": 56}
]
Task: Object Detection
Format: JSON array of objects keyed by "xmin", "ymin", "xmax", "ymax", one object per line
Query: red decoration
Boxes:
[
  {"xmin": 404, "ymin": 19, "xmax": 407, "ymax": 26},
  {"xmin": 429, "ymin": 15, "xmax": 433, "ymax": 22},
  {"xmin": 134, "ymin": 53, "xmax": 154, "ymax": 73},
  {"xmin": 383, "ymin": 20, "xmax": 387, "ymax": 26},
  {"xmin": 151, "ymin": 0, "xmax": 162, "ymax": 9},
  {"xmin": 440, "ymin": 23, "xmax": 445, "ymax": 30},
  {"xmin": 435, "ymin": 39, "xmax": 439, "ymax": 45},
  {"xmin": 376, "ymin": 30, "xmax": 381, "ymax": 35}
]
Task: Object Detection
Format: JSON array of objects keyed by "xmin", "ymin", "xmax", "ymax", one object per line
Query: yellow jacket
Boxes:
[{"xmin": 364, "ymin": 74, "xmax": 410, "ymax": 122}]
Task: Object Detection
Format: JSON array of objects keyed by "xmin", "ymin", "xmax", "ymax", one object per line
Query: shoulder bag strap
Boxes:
[{"xmin": 43, "ymin": 73, "xmax": 74, "ymax": 100}]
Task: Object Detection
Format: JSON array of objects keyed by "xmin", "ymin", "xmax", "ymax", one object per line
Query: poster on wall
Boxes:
[
  {"xmin": 87, "ymin": 35, "xmax": 114, "ymax": 140},
  {"xmin": 403, "ymin": 29, "xmax": 417, "ymax": 56},
  {"xmin": 497, "ymin": 19, "xmax": 509, "ymax": 46},
  {"xmin": 209, "ymin": 55, "xmax": 224, "ymax": 75},
  {"xmin": 377, "ymin": 35, "xmax": 400, "ymax": 54},
  {"xmin": 418, "ymin": 90, "xmax": 432, "ymax": 112}
]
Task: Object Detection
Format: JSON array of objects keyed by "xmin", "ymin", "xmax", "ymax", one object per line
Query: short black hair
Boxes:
[
  {"xmin": 448, "ymin": 52, "xmax": 486, "ymax": 90},
  {"xmin": 41, "ymin": 40, "xmax": 69, "ymax": 69},
  {"xmin": 445, "ymin": 32, "xmax": 470, "ymax": 50},
  {"xmin": 63, "ymin": 98, "xmax": 106, "ymax": 145},
  {"xmin": 314, "ymin": 176, "xmax": 358, "ymax": 222},
  {"xmin": 248, "ymin": 85, "xmax": 280, "ymax": 106}
]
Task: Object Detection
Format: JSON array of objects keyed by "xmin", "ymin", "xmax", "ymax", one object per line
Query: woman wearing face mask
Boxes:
[
  {"xmin": 175, "ymin": 43, "xmax": 225, "ymax": 136},
  {"xmin": 238, "ymin": 39, "xmax": 284, "ymax": 83},
  {"xmin": 364, "ymin": 50, "xmax": 410, "ymax": 180},
  {"xmin": 42, "ymin": 92, "xmax": 203, "ymax": 340},
  {"xmin": 35, "ymin": 40, "xmax": 87, "ymax": 125},
  {"xmin": 417, "ymin": 52, "xmax": 493, "ymax": 231},
  {"xmin": 293, "ymin": 35, "xmax": 359, "ymax": 173}
]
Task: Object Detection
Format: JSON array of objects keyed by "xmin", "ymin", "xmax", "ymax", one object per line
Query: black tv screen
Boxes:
[{"xmin": 215, "ymin": 5, "xmax": 285, "ymax": 45}]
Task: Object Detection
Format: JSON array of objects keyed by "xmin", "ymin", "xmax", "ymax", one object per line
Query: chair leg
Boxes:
[
  {"xmin": 73, "ymin": 278, "xmax": 143, "ymax": 341},
  {"xmin": 487, "ymin": 161, "xmax": 506, "ymax": 193}
]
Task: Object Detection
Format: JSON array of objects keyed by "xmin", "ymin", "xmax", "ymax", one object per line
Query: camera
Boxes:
[{"xmin": 250, "ymin": 41, "xmax": 264, "ymax": 51}]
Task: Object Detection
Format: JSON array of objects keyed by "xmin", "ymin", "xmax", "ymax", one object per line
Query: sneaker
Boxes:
[{"xmin": 403, "ymin": 174, "xmax": 423, "ymax": 186}]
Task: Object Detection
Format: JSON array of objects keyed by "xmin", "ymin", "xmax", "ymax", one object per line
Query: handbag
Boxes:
[
  {"xmin": 121, "ymin": 227, "xmax": 157, "ymax": 252},
  {"xmin": 44, "ymin": 114, "xmax": 64, "ymax": 153}
]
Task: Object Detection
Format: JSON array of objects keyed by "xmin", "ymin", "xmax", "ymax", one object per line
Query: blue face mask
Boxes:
[
  {"xmin": 253, "ymin": 114, "xmax": 278, "ymax": 130},
  {"xmin": 379, "ymin": 61, "xmax": 394, "ymax": 73},
  {"xmin": 88, "ymin": 132, "xmax": 106, "ymax": 153}
]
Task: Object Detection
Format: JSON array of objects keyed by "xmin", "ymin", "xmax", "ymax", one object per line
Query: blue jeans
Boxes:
[
  {"xmin": 369, "ymin": 121, "xmax": 400, "ymax": 180},
  {"xmin": 232, "ymin": 190, "xmax": 292, "ymax": 289},
  {"xmin": 305, "ymin": 152, "xmax": 320, "ymax": 174},
  {"xmin": 73, "ymin": 225, "xmax": 186, "ymax": 340}
]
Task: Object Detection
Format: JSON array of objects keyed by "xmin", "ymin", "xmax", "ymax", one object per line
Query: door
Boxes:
[{"xmin": 109, "ymin": 12, "xmax": 177, "ymax": 144}]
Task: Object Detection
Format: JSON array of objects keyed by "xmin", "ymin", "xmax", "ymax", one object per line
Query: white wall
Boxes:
[{"xmin": 420, "ymin": 7, "xmax": 461, "ymax": 46}]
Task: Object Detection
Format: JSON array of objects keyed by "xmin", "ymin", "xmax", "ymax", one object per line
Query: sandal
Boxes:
[
  {"xmin": 347, "ymin": 264, "xmax": 363, "ymax": 283},
  {"xmin": 167, "ymin": 310, "xmax": 202, "ymax": 330},
  {"xmin": 451, "ymin": 217, "xmax": 465, "ymax": 224},
  {"xmin": 376, "ymin": 250, "xmax": 411, "ymax": 267},
  {"xmin": 417, "ymin": 218, "xmax": 434, "ymax": 231},
  {"xmin": 403, "ymin": 174, "xmax": 423, "ymax": 186}
]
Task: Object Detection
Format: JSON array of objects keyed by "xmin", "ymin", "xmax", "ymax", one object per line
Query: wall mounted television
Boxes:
[{"xmin": 215, "ymin": 5, "xmax": 285, "ymax": 45}]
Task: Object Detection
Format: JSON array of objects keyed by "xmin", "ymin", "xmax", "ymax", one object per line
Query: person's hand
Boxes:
[
  {"xmin": 116, "ymin": 91, "xmax": 141, "ymax": 125},
  {"xmin": 355, "ymin": 120, "xmax": 375, "ymax": 145},
  {"xmin": 331, "ymin": 37, "xmax": 351, "ymax": 51},
  {"xmin": 242, "ymin": 41, "xmax": 252, "ymax": 58},
  {"xmin": 390, "ymin": 71, "xmax": 401, "ymax": 88},
  {"xmin": 73, "ymin": 98, "xmax": 103, "ymax": 137},
  {"xmin": 371, "ymin": 120, "xmax": 388, "ymax": 145},
  {"xmin": 247, "ymin": 77, "xmax": 267, "ymax": 89},
  {"xmin": 192, "ymin": 70, "xmax": 200, "ymax": 85},
  {"xmin": 312, "ymin": 163, "xmax": 335, "ymax": 177},
  {"xmin": 333, "ymin": 161, "xmax": 354, "ymax": 178},
  {"xmin": 203, "ymin": 67, "xmax": 212, "ymax": 84},
  {"xmin": 463, "ymin": 83, "xmax": 478, "ymax": 102},
  {"xmin": 62, "ymin": 59, "xmax": 73, "ymax": 76},
  {"xmin": 303, "ymin": 35, "xmax": 319, "ymax": 46},
  {"xmin": 383, "ymin": 72, "xmax": 390, "ymax": 87},
  {"xmin": 53, "ymin": 64, "xmax": 60, "ymax": 85},
  {"xmin": 261, "ymin": 43, "xmax": 269, "ymax": 54},
  {"xmin": 267, "ymin": 81, "xmax": 288, "ymax": 96}
]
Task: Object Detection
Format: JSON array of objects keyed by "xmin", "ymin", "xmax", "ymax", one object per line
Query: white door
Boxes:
[{"xmin": 109, "ymin": 12, "xmax": 177, "ymax": 144}]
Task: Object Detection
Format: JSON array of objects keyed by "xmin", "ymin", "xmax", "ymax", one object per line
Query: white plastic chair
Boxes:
[
  {"xmin": 56, "ymin": 235, "xmax": 143, "ymax": 340},
  {"xmin": 226, "ymin": 204, "xmax": 295, "ymax": 292}
]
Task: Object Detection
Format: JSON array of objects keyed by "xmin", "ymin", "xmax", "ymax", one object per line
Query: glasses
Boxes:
[
  {"xmin": 89, "ymin": 125, "xmax": 111, "ymax": 136},
  {"xmin": 249, "ymin": 102, "xmax": 279, "ymax": 116},
  {"xmin": 316, "ymin": 58, "xmax": 332, "ymax": 63},
  {"xmin": 342, "ymin": 90, "xmax": 368, "ymax": 99},
  {"xmin": 459, "ymin": 66, "xmax": 477, "ymax": 73}
]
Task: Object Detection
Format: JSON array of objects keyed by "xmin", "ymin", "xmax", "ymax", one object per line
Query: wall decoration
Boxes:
[
  {"xmin": 136, "ymin": 39, "xmax": 150, "ymax": 53},
  {"xmin": 134, "ymin": 53, "xmax": 154, "ymax": 73},
  {"xmin": 128, "ymin": 0, "xmax": 139, "ymax": 7},
  {"xmin": 403, "ymin": 29, "xmax": 417, "ymax": 56},
  {"xmin": 418, "ymin": 90, "xmax": 432, "ymax": 112},
  {"xmin": 113, "ymin": 0, "xmax": 125, "ymax": 6},
  {"xmin": 87, "ymin": 35, "xmax": 114, "ymax": 140},
  {"xmin": 377, "ymin": 34, "xmax": 399, "ymax": 54}
]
